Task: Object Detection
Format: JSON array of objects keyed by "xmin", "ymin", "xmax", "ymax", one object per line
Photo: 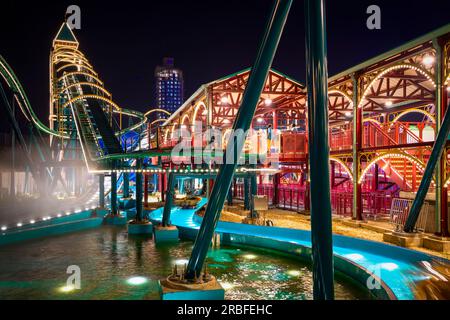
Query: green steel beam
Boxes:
[
  {"xmin": 99, "ymin": 174, "xmax": 105, "ymax": 208},
  {"xmin": 404, "ymin": 102, "xmax": 450, "ymax": 232},
  {"xmin": 184, "ymin": 0, "xmax": 292, "ymax": 280},
  {"xmin": 244, "ymin": 178, "xmax": 250, "ymax": 210},
  {"xmin": 110, "ymin": 170, "xmax": 118, "ymax": 215},
  {"xmin": 123, "ymin": 172, "xmax": 130, "ymax": 198},
  {"xmin": 135, "ymin": 159, "xmax": 143, "ymax": 221},
  {"xmin": 305, "ymin": 0, "xmax": 335, "ymax": 300},
  {"xmin": 161, "ymin": 172, "xmax": 176, "ymax": 227}
]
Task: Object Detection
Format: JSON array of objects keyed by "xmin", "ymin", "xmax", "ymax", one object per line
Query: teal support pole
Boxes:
[
  {"xmin": 123, "ymin": 172, "xmax": 130, "ymax": 198},
  {"xmin": 111, "ymin": 171, "xmax": 118, "ymax": 215},
  {"xmin": 184, "ymin": 0, "xmax": 292, "ymax": 280},
  {"xmin": 162, "ymin": 172, "xmax": 176, "ymax": 227},
  {"xmin": 227, "ymin": 182, "xmax": 233, "ymax": 206},
  {"xmin": 244, "ymin": 178, "xmax": 250, "ymax": 210},
  {"xmin": 99, "ymin": 174, "xmax": 105, "ymax": 208},
  {"xmin": 251, "ymin": 172, "xmax": 257, "ymax": 196},
  {"xmin": 404, "ymin": 102, "xmax": 450, "ymax": 232},
  {"xmin": 305, "ymin": 0, "xmax": 335, "ymax": 300},
  {"xmin": 135, "ymin": 159, "xmax": 143, "ymax": 221}
]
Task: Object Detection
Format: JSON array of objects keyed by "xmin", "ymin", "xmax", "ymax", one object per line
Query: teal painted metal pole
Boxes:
[
  {"xmin": 404, "ymin": 102, "xmax": 450, "ymax": 232},
  {"xmin": 135, "ymin": 159, "xmax": 143, "ymax": 221},
  {"xmin": 227, "ymin": 183, "xmax": 233, "ymax": 206},
  {"xmin": 251, "ymin": 172, "xmax": 257, "ymax": 195},
  {"xmin": 162, "ymin": 172, "xmax": 175, "ymax": 227},
  {"xmin": 185, "ymin": 0, "xmax": 292, "ymax": 280},
  {"xmin": 99, "ymin": 174, "xmax": 105, "ymax": 208},
  {"xmin": 111, "ymin": 171, "xmax": 118, "ymax": 215},
  {"xmin": 123, "ymin": 172, "xmax": 130, "ymax": 198},
  {"xmin": 244, "ymin": 178, "xmax": 250, "ymax": 210},
  {"xmin": 305, "ymin": 0, "xmax": 335, "ymax": 300}
]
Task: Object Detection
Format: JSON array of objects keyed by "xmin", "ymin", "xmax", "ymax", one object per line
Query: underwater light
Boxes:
[
  {"xmin": 1, "ymin": 226, "xmax": 6, "ymax": 231},
  {"xmin": 65, "ymin": 211, "xmax": 71, "ymax": 216},
  {"xmin": 174, "ymin": 259, "xmax": 189, "ymax": 265},
  {"xmin": 220, "ymin": 282, "xmax": 235, "ymax": 290},
  {"xmin": 30, "ymin": 220, "xmax": 35, "ymax": 224},
  {"xmin": 344, "ymin": 253, "xmax": 364, "ymax": 261},
  {"xmin": 242, "ymin": 254, "xmax": 257, "ymax": 260},
  {"xmin": 17, "ymin": 223, "xmax": 22, "ymax": 227},
  {"xmin": 287, "ymin": 270, "xmax": 301, "ymax": 277},
  {"xmin": 126, "ymin": 276, "xmax": 148, "ymax": 285},
  {"xmin": 378, "ymin": 262, "xmax": 399, "ymax": 271},
  {"xmin": 58, "ymin": 285, "xmax": 76, "ymax": 293}
]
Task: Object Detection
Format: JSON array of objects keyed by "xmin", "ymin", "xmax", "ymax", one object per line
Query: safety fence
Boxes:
[
  {"xmin": 234, "ymin": 183, "xmax": 397, "ymax": 219},
  {"xmin": 389, "ymin": 198, "xmax": 429, "ymax": 232}
]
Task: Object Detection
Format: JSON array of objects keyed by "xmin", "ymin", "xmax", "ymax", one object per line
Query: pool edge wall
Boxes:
[
  {"xmin": 0, "ymin": 210, "xmax": 105, "ymax": 246},
  {"xmin": 169, "ymin": 214, "xmax": 398, "ymax": 300}
]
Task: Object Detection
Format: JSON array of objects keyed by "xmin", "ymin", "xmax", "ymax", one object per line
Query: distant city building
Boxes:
[{"xmin": 154, "ymin": 58, "xmax": 184, "ymax": 121}]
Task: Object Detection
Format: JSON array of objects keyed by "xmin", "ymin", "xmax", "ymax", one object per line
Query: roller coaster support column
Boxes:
[
  {"xmin": 99, "ymin": 174, "xmax": 105, "ymax": 208},
  {"xmin": 111, "ymin": 170, "xmax": 118, "ymax": 215},
  {"xmin": 305, "ymin": 0, "xmax": 335, "ymax": 299},
  {"xmin": 111, "ymin": 171, "xmax": 118, "ymax": 215},
  {"xmin": 128, "ymin": 159, "xmax": 152, "ymax": 234},
  {"xmin": 104, "ymin": 167, "xmax": 127, "ymax": 225},
  {"xmin": 434, "ymin": 38, "xmax": 449, "ymax": 237},
  {"xmin": 155, "ymin": 172, "xmax": 179, "ymax": 242},
  {"xmin": 352, "ymin": 73, "xmax": 363, "ymax": 221},
  {"xmin": 404, "ymin": 102, "xmax": 450, "ymax": 232},
  {"xmin": 123, "ymin": 172, "xmax": 130, "ymax": 198},
  {"xmin": 161, "ymin": 172, "xmax": 175, "ymax": 227},
  {"xmin": 244, "ymin": 177, "xmax": 250, "ymax": 210},
  {"xmin": 144, "ymin": 173, "xmax": 149, "ymax": 207},
  {"xmin": 184, "ymin": 0, "xmax": 292, "ymax": 281},
  {"xmin": 135, "ymin": 159, "xmax": 143, "ymax": 221},
  {"xmin": 227, "ymin": 183, "xmax": 233, "ymax": 206}
]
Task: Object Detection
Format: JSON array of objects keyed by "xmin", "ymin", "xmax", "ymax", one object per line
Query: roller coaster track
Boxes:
[{"xmin": 0, "ymin": 23, "xmax": 151, "ymax": 173}]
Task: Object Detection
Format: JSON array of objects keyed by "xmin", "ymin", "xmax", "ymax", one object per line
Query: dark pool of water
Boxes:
[{"xmin": 0, "ymin": 226, "xmax": 371, "ymax": 300}]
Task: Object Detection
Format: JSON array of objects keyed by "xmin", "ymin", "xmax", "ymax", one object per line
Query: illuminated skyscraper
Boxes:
[{"xmin": 154, "ymin": 58, "xmax": 184, "ymax": 119}]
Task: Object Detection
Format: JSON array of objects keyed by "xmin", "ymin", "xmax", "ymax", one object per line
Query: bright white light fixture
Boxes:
[
  {"xmin": 126, "ymin": 276, "xmax": 148, "ymax": 286},
  {"xmin": 1, "ymin": 226, "xmax": 6, "ymax": 231},
  {"xmin": 30, "ymin": 220, "xmax": 35, "ymax": 224},
  {"xmin": 174, "ymin": 259, "xmax": 189, "ymax": 265},
  {"xmin": 345, "ymin": 111, "xmax": 352, "ymax": 117},
  {"xmin": 287, "ymin": 270, "xmax": 301, "ymax": 277},
  {"xmin": 385, "ymin": 101, "xmax": 393, "ymax": 107},
  {"xmin": 220, "ymin": 282, "xmax": 235, "ymax": 290},
  {"xmin": 378, "ymin": 262, "xmax": 399, "ymax": 271},
  {"xmin": 58, "ymin": 285, "xmax": 76, "ymax": 293},
  {"xmin": 242, "ymin": 254, "xmax": 257, "ymax": 260},
  {"xmin": 264, "ymin": 98, "xmax": 272, "ymax": 106},
  {"xmin": 257, "ymin": 117, "xmax": 264, "ymax": 123},
  {"xmin": 17, "ymin": 223, "xmax": 22, "ymax": 227},
  {"xmin": 422, "ymin": 55, "xmax": 435, "ymax": 66},
  {"xmin": 220, "ymin": 96, "xmax": 229, "ymax": 104}
]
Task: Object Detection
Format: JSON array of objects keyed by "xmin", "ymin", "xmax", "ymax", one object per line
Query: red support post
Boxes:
[{"xmin": 355, "ymin": 105, "xmax": 363, "ymax": 220}]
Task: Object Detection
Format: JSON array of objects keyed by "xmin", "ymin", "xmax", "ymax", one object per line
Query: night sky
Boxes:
[{"xmin": 1, "ymin": 0, "xmax": 450, "ymax": 125}]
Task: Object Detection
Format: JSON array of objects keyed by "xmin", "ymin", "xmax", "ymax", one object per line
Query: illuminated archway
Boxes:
[
  {"xmin": 358, "ymin": 63, "xmax": 436, "ymax": 110},
  {"xmin": 358, "ymin": 152, "xmax": 427, "ymax": 184},
  {"xmin": 330, "ymin": 157, "xmax": 353, "ymax": 182},
  {"xmin": 390, "ymin": 108, "xmax": 436, "ymax": 125}
]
